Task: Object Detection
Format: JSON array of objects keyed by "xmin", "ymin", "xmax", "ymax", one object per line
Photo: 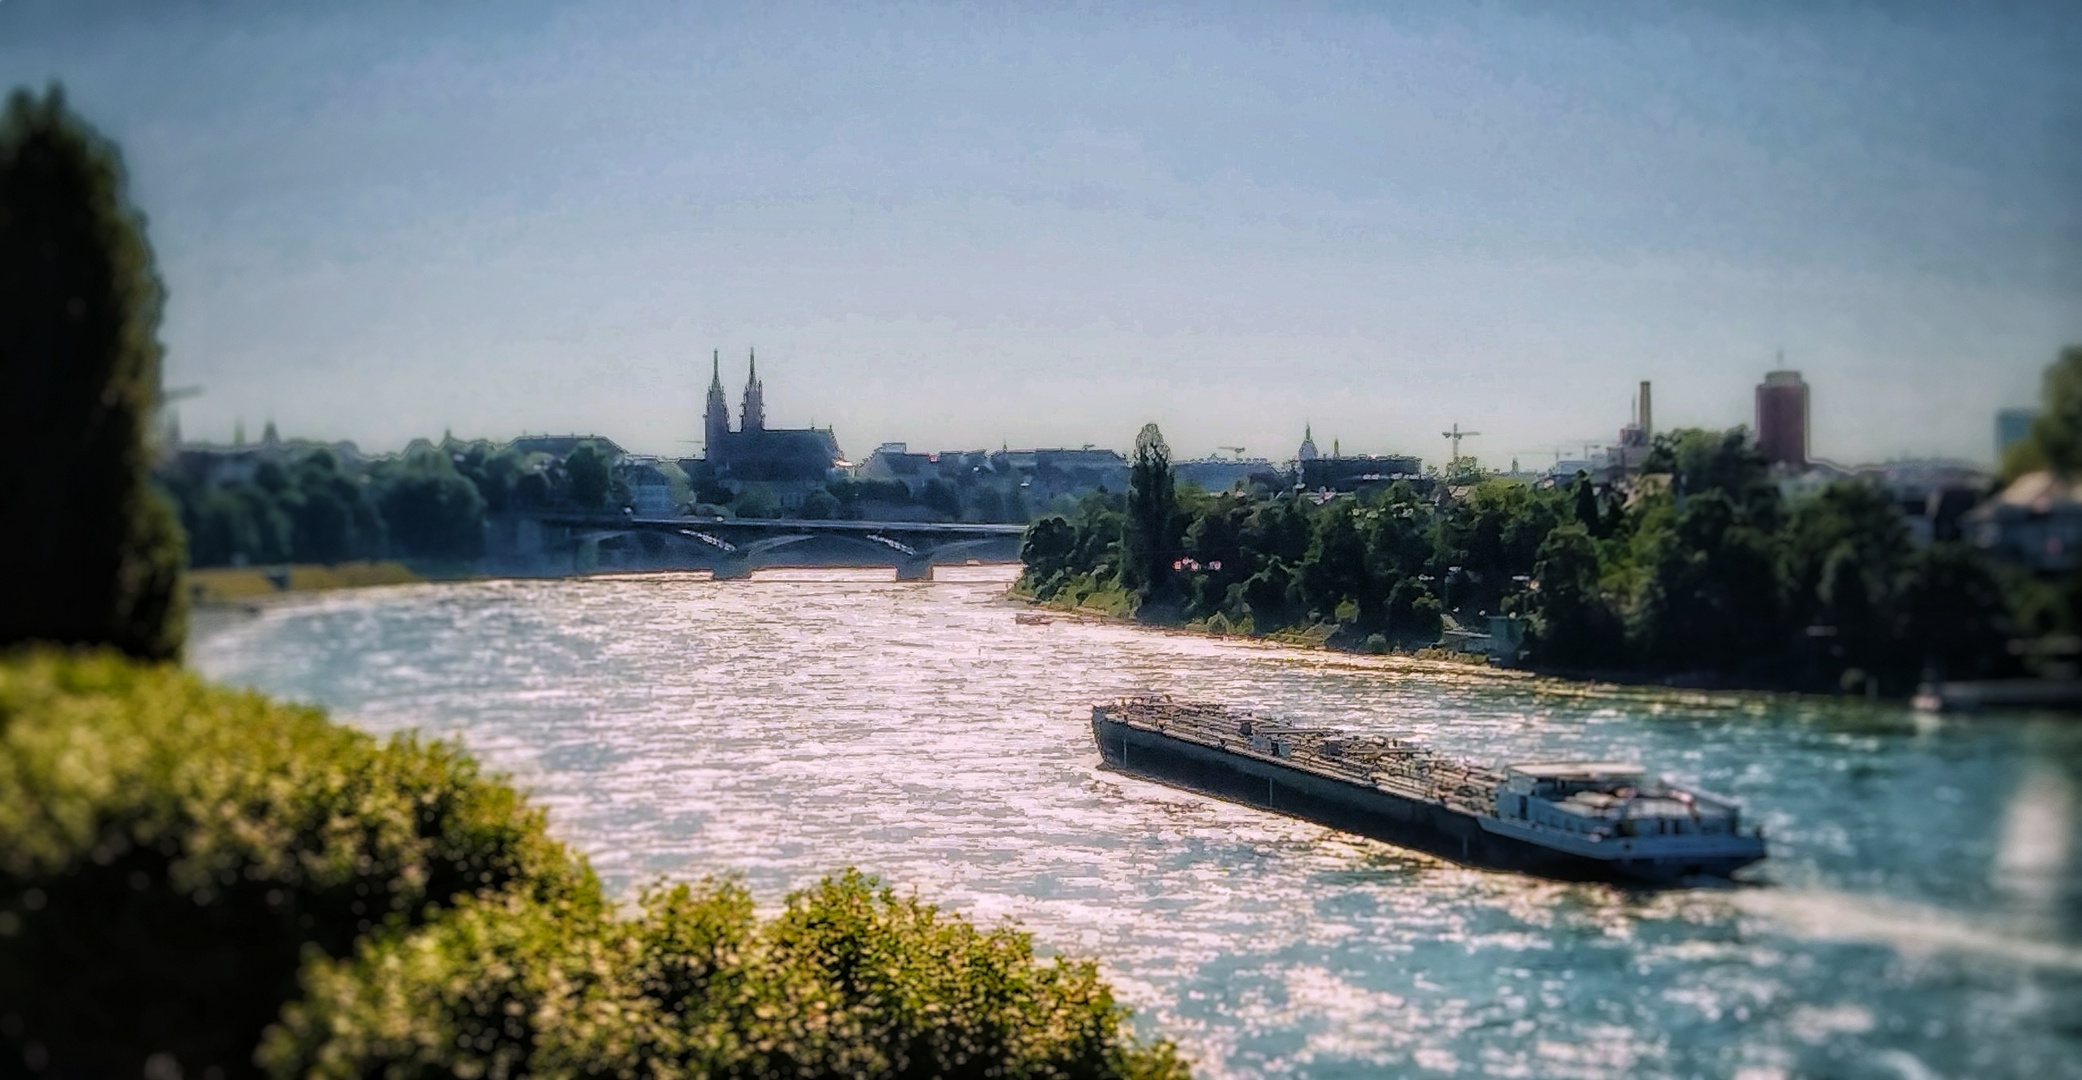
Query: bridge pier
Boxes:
[
  {"xmin": 711, "ymin": 559, "xmax": 754, "ymax": 581},
  {"xmin": 895, "ymin": 557, "xmax": 935, "ymax": 582}
]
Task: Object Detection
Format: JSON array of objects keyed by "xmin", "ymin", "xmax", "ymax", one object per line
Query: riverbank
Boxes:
[
  {"xmin": 187, "ymin": 560, "xmax": 427, "ymax": 604},
  {"xmin": 1003, "ymin": 574, "xmax": 1949, "ymax": 704},
  {"xmin": 1008, "ymin": 576, "xmax": 1517, "ymax": 677}
]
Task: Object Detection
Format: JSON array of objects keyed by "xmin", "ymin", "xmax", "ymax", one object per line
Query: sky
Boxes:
[{"xmin": 4, "ymin": 0, "xmax": 2078, "ymax": 466}]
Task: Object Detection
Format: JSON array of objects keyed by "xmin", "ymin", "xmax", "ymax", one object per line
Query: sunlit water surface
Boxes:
[{"xmin": 192, "ymin": 567, "xmax": 2082, "ymax": 1079}]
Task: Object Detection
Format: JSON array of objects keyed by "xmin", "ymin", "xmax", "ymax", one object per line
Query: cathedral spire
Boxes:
[
  {"xmin": 703, "ymin": 348, "xmax": 731, "ymax": 458},
  {"xmin": 741, "ymin": 348, "xmax": 766, "ymax": 432}
]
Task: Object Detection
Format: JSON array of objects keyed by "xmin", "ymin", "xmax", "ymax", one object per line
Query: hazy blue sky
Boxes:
[{"xmin": 5, "ymin": 0, "xmax": 2077, "ymax": 465}]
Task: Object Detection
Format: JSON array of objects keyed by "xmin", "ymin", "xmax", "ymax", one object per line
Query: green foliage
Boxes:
[
  {"xmin": 797, "ymin": 488, "xmax": 842, "ymax": 520},
  {"xmin": 564, "ymin": 439, "xmax": 615, "ymax": 509},
  {"xmin": 921, "ymin": 477, "xmax": 963, "ymax": 519},
  {"xmin": 731, "ymin": 482, "xmax": 778, "ymax": 519},
  {"xmin": 0, "ymin": 650, "xmax": 1185, "ymax": 1080},
  {"xmin": 370, "ymin": 445, "xmax": 486, "ymax": 560},
  {"xmin": 1523, "ymin": 523, "xmax": 1623, "ymax": 667},
  {"xmin": 1121, "ymin": 424, "xmax": 1182, "ymax": 608},
  {"xmin": 267, "ymin": 871, "xmax": 1184, "ymax": 1080},
  {"xmin": 1632, "ymin": 491, "xmax": 1783, "ymax": 672},
  {"xmin": 2027, "ymin": 345, "xmax": 2082, "ymax": 478},
  {"xmin": 828, "ymin": 477, "xmax": 915, "ymax": 514},
  {"xmin": 0, "ymin": 86, "xmax": 186, "ymax": 661},
  {"xmin": 1643, "ymin": 427, "xmax": 1779, "ymax": 528},
  {"xmin": 1019, "ymin": 516, "xmax": 1079, "ymax": 599},
  {"xmin": 0, "ymin": 648, "xmax": 582, "ymax": 1078},
  {"xmin": 1021, "ymin": 422, "xmax": 2022, "ymax": 691}
]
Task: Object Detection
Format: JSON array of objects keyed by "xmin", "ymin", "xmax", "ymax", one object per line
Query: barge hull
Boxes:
[{"xmin": 1095, "ymin": 716, "xmax": 1748, "ymax": 883}]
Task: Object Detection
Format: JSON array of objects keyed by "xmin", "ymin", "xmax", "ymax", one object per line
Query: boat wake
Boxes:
[{"xmin": 1732, "ymin": 887, "xmax": 2082, "ymax": 972}]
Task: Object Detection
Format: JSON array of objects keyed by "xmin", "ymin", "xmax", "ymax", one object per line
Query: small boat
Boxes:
[{"xmin": 1093, "ymin": 697, "xmax": 1766, "ymax": 884}]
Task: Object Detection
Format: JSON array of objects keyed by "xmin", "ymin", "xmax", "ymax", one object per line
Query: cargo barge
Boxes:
[{"xmin": 1093, "ymin": 697, "xmax": 1766, "ymax": 883}]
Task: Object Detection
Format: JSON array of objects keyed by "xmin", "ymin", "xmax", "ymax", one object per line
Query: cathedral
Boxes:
[{"xmin": 701, "ymin": 350, "xmax": 845, "ymax": 485}]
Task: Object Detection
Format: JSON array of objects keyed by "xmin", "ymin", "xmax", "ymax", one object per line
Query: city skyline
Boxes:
[{"xmin": 8, "ymin": 0, "xmax": 2077, "ymax": 465}]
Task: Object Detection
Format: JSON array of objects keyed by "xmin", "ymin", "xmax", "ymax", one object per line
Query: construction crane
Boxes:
[
  {"xmin": 1218, "ymin": 446, "xmax": 1247, "ymax": 459},
  {"xmin": 1441, "ymin": 423, "xmax": 1481, "ymax": 465}
]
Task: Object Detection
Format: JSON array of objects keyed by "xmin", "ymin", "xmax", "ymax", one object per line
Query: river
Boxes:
[{"xmin": 190, "ymin": 567, "xmax": 2082, "ymax": 1080}]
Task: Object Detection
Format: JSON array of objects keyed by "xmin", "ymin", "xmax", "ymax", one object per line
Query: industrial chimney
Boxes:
[{"xmin": 1638, "ymin": 381, "xmax": 1652, "ymax": 440}]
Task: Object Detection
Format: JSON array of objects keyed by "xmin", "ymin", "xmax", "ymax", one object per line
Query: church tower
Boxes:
[
  {"xmin": 703, "ymin": 349, "xmax": 731, "ymax": 456},
  {"xmin": 741, "ymin": 348, "xmax": 766, "ymax": 433}
]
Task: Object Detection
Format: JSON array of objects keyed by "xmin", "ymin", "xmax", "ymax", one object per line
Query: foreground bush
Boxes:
[
  {"xmin": 0, "ymin": 649, "xmax": 584, "ymax": 1076},
  {"xmin": 0, "ymin": 650, "xmax": 1185, "ymax": 1079}
]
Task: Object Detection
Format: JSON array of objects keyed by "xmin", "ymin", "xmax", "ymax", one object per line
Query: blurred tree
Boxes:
[
  {"xmin": 731, "ymin": 483, "xmax": 776, "ymax": 519},
  {"xmin": 920, "ymin": 478, "xmax": 963, "ymax": 519},
  {"xmin": 796, "ymin": 488, "xmax": 840, "ymax": 520},
  {"xmin": 565, "ymin": 441, "xmax": 613, "ymax": 509},
  {"xmin": 0, "ymin": 86, "xmax": 185, "ymax": 659},
  {"xmin": 1121, "ymin": 423, "xmax": 1182, "ymax": 607},
  {"xmin": 375, "ymin": 454, "xmax": 486, "ymax": 560},
  {"xmin": 2028, "ymin": 346, "xmax": 2082, "ymax": 477},
  {"xmin": 1523, "ymin": 523, "xmax": 1624, "ymax": 667},
  {"xmin": 1018, "ymin": 515, "xmax": 1078, "ymax": 598}
]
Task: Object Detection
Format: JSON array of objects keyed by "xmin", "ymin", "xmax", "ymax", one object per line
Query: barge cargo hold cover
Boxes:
[{"xmin": 1092, "ymin": 697, "xmax": 1766, "ymax": 883}]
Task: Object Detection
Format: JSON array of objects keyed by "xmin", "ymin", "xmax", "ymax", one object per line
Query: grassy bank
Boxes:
[
  {"xmin": 186, "ymin": 560, "xmax": 427, "ymax": 604},
  {"xmin": 0, "ymin": 649, "xmax": 1187, "ymax": 1079}
]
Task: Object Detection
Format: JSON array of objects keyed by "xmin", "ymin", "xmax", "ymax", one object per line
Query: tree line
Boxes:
[
  {"xmin": 157, "ymin": 436, "xmax": 633, "ymax": 567},
  {"xmin": 1020, "ymin": 401, "xmax": 2077, "ymax": 694}
]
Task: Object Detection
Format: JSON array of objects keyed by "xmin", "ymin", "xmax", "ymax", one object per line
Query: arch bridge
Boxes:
[{"xmin": 531, "ymin": 513, "xmax": 1027, "ymax": 580}]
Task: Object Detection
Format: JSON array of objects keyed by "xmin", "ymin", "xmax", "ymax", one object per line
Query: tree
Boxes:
[
  {"xmin": 920, "ymin": 478, "xmax": 963, "ymax": 519},
  {"xmin": 1120, "ymin": 423, "xmax": 1181, "ymax": 607},
  {"xmin": 1568, "ymin": 473, "xmax": 1608, "ymax": 538},
  {"xmin": 796, "ymin": 488, "xmax": 840, "ymax": 520},
  {"xmin": 1018, "ymin": 515, "xmax": 1078, "ymax": 597},
  {"xmin": 0, "ymin": 87, "xmax": 185, "ymax": 660},
  {"xmin": 1296, "ymin": 499, "xmax": 1374, "ymax": 624},
  {"xmin": 731, "ymin": 483, "xmax": 777, "ymax": 519},
  {"xmin": 2027, "ymin": 346, "xmax": 2082, "ymax": 477},
  {"xmin": 1897, "ymin": 543, "xmax": 2013, "ymax": 681},
  {"xmin": 1632, "ymin": 491, "xmax": 1783, "ymax": 672},
  {"xmin": 285, "ymin": 450, "xmax": 384, "ymax": 564},
  {"xmin": 565, "ymin": 441, "xmax": 613, "ymax": 509},
  {"xmin": 377, "ymin": 465, "xmax": 486, "ymax": 560},
  {"xmin": 1643, "ymin": 427, "xmax": 1780, "ymax": 528},
  {"xmin": 1524, "ymin": 523, "xmax": 1623, "ymax": 667}
]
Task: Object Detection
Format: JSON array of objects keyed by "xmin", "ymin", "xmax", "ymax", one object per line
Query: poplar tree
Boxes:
[
  {"xmin": 1121, "ymin": 422, "xmax": 1181, "ymax": 607},
  {"xmin": 0, "ymin": 86, "xmax": 186, "ymax": 660}
]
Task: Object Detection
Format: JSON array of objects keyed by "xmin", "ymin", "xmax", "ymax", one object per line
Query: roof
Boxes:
[
  {"xmin": 1970, "ymin": 470, "xmax": 2082, "ymax": 520},
  {"xmin": 510, "ymin": 434, "xmax": 626, "ymax": 458}
]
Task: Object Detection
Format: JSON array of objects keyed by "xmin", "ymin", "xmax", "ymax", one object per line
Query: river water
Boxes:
[{"xmin": 191, "ymin": 567, "xmax": 2082, "ymax": 1080}]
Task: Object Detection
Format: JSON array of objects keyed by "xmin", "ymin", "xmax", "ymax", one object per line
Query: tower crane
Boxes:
[{"xmin": 1441, "ymin": 423, "xmax": 1481, "ymax": 466}]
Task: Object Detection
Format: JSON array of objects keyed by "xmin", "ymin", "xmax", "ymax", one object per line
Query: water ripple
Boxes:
[{"xmin": 193, "ymin": 568, "xmax": 2082, "ymax": 1079}]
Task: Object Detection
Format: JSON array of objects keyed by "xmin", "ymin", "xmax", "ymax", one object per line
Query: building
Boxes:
[
  {"xmin": 1998, "ymin": 408, "xmax": 2039, "ymax": 460},
  {"xmin": 1755, "ymin": 369, "xmax": 1809, "ymax": 468},
  {"xmin": 617, "ymin": 459, "xmax": 677, "ymax": 516},
  {"xmin": 987, "ymin": 447, "xmax": 1129, "ymax": 505},
  {"xmin": 1175, "ymin": 457, "xmax": 1276, "ymax": 492},
  {"xmin": 1297, "ymin": 425, "xmax": 1319, "ymax": 462},
  {"xmin": 510, "ymin": 434, "xmax": 627, "ymax": 459},
  {"xmin": 1968, "ymin": 471, "xmax": 2082, "ymax": 573},
  {"xmin": 1299, "ymin": 454, "xmax": 1424, "ymax": 493},
  {"xmin": 701, "ymin": 350, "xmax": 845, "ymax": 494}
]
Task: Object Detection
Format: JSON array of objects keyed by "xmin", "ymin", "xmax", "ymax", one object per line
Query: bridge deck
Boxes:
[{"xmin": 535, "ymin": 514, "xmax": 1026, "ymax": 536}]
